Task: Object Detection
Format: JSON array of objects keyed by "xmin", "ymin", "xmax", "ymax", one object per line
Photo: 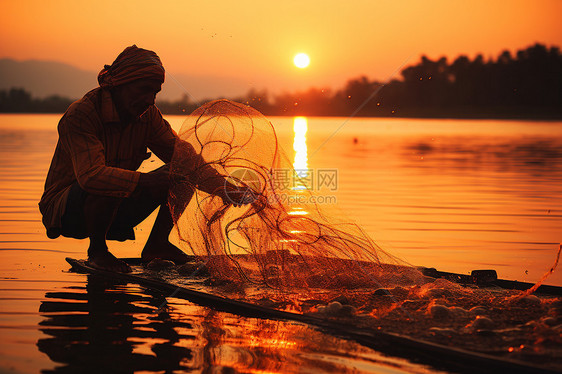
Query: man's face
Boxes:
[{"xmin": 114, "ymin": 79, "xmax": 162, "ymax": 120}]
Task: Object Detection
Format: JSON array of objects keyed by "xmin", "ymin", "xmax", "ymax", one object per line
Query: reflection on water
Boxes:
[
  {"xmin": 293, "ymin": 116, "xmax": 309, "ymax": 170},
  {"xmin": 404, "ymin": 138, "xmax": 562, "ymax": 172},
  {"xmin": 37, "ymin": 276, "xmax": 431, "ymax": 373},
  {"xmin": 292, "ymin": 116, "xmax": 309, "ymax": 191},
  {"xmin": 1, "ymin": 115, "xmax": 562, "ymax": 372},
  {"xmin": 38, "ymin": 276, "xmax": 194, "ymax": 372},
  {"xmin": 294, "ymin": 119, "xmax": 562, "ymax": 285}
]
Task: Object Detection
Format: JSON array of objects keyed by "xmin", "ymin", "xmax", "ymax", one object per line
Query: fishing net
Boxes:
[
  {"xmin": 163, "ymin": 100, "xmax": 561, "ymax": 369},
  {"xmin": 168, "ymin": 99, "xmax": 423, "ymax": 295}
]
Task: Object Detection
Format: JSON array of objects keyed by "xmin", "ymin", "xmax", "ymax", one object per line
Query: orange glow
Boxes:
[
  {"xmin": 248, "ymin": 335, "xmax": 298, "ymax": 349},
  {"xmin": 287, "ymin": 210, "xmax": 309, "ymax": 216},
  {"xmin": 1, "ymin": 1, "xmax": 561, "ymax": 96},
  {"xmin": 292, "ymin": 116, "xmax": 309, "ymax": 191}
]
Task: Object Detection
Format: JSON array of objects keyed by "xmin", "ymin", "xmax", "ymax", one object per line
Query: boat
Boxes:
[{"xmin": 66, "ymin": 257, "xmax": 562, "ymax": 373}]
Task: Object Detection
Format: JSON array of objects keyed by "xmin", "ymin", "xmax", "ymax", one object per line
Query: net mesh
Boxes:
[
  {"xmin": 168, "ymin": 99, "xmax": 423, "ymax": 294},
  {"xmin": 164, "ymin": 100, "xmax": 561, "ymax": 368}
]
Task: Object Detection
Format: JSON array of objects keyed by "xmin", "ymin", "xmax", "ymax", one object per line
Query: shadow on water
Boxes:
[
  {"xmin": 37, "ymin": 275, "xmax": 195, "ymax": 373},
  {"xmin": 36, "ymin": 275, "xmax": 430, "ymax": 374}
]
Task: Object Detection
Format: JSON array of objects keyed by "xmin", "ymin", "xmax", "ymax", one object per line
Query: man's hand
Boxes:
[{"xmin": 137, "ymin": 164, "xmax": 170, "ymax": 196}]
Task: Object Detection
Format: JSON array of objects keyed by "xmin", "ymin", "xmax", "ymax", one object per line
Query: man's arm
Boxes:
[
  {"xmin": 143, "ymin": 108, "xmax": 223, "ymax": 194},
  {"xmin": 147, "ymin": 109, "xmax": 256, "ymax": 206},
  {"xmin": 59, "ymin": 113, "xmax": 140, "ymax": 197},
  {"xmin": 172, "ymin": 139, "xmax": 245, "ymax": 202}
]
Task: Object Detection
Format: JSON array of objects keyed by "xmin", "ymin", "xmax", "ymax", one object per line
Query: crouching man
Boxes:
[{"xmin": 39, "ymin": 45, "xmax": 251, "ymax": 272}]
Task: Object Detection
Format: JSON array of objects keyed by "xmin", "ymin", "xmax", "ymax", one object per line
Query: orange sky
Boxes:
[{"xmin": 1, "ymin": 0, "xmax": 561, "ymax": 97}]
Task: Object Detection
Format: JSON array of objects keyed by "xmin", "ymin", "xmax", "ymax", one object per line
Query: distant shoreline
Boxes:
[
  {"xmin": 1, "ymin": 43, "xmax": 561, "ymax": 121},
  {"xmin": 1, "ymin": 109, "xmax": 561, "ymax": 121}
]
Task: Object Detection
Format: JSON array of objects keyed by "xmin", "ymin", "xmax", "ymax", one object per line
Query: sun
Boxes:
[{"xmin": 293, "ymin": 53, "xmax": 310, "ymax": 69}]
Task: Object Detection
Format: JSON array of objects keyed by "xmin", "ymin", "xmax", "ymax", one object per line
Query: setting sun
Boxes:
[{"xmin": 293, "ymin": 53, "xmax": 310, "ymax": 69}]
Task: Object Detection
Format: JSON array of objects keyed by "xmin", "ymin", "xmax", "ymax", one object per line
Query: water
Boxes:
[
  {"xmin": 274, "ymin": 116, "xmax": 562, "ymax": 285},
  {"xmin": 0, "ymin": 113, "xmax": 561, "ymax": 373}
]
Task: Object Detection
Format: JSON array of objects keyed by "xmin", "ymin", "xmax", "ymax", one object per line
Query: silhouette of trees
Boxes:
[
  {"xmin": 273, "ymin": 87, "xmax": 335, "ymax": 116},
  {"xmin": 155, "ymin": 93, "xmax": 198, "ymax": 116},
  {"xmin": 1, "ymin": 43, "xmax": 560, "ymax": 118},
  {"xmin": 0, "ymin": 87, "xmax": 73, "ymax": 113},
  {"xmin": 253, "ymin": 43, "xmax": 561, "ymax": 118},
  {"xmin": 375, "ymin": 43, "xmax": 562, "ymax": 118},
  {"xmin": 230, "ymin": 88, "xmax": 275, "ymax": 114}
]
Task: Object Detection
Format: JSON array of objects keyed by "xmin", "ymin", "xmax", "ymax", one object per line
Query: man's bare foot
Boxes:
[
  {"xmin": 87, "ymin": 250, "xmax": 132, "ymax": 273},
  {"xmin": 141, "ymin": 242, "xmax": 189, "ymax": 265}
]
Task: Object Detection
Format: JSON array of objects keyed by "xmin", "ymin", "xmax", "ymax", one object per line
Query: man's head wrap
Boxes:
[{"xmin": 97, "ymin": 45, "xmax": 165, "ymax": 88}]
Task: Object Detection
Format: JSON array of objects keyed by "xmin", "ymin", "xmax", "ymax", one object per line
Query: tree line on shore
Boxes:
[{"xmin": 1, "ymin": 44, "xmax": 560, "ymax": 119}]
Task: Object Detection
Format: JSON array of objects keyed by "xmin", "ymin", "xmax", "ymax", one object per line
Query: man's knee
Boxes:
[{"xmin": 60, "ymin": 184, "xmax": 123, "ymax": 239}]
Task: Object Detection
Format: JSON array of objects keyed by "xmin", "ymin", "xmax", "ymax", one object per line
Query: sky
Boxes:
[{"xmin": 1, "ymin": 0, "xmax": 562, "ymax": 99}]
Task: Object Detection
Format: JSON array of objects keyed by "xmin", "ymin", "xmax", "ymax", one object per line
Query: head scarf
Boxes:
[{"xmin": 97, "ymin": 45, "xmax": 165, "ymax": 88}]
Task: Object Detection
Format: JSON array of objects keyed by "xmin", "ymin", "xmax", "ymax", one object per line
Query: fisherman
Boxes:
[{"xmin": 39, "ymin": 45, "xmax": 252, "ymax": 273}]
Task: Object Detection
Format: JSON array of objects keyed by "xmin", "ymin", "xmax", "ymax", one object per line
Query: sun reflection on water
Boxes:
[{"xmin": 292, "ymin": 116, "xmax": 309, "ymax": 191}]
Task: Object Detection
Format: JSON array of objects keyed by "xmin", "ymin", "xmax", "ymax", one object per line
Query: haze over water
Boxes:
[{"xmin": 0, "ymin": 113, "xmax": 561, "ymax": 372}]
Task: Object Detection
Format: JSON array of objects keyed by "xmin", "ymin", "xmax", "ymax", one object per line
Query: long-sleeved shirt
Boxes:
[{"xmin": 39, "ymin": 87, "xmax": 178, "ymax": 237}]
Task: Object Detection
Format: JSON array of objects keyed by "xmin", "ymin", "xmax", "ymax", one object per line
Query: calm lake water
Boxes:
[{"xmin": 0, "ymin": 113, "xmax": 561, "ymax": 373}]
